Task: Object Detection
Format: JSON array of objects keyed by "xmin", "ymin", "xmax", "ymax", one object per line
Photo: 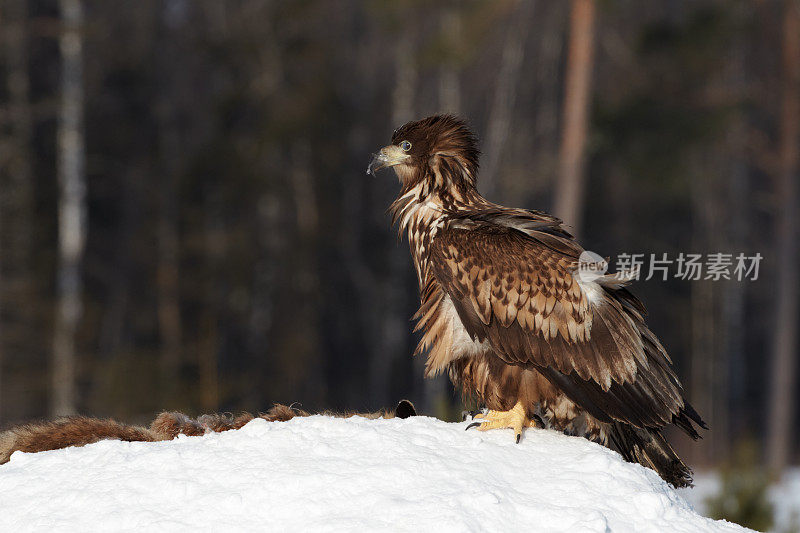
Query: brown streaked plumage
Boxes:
[{"xmin": 370, "ymin": 114, "xmax": 706, "ymax": 488}]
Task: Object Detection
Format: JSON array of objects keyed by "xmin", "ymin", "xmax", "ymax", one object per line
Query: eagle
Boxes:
[{"xmin": 368, "ymin": 115, "xmax": 705, "ymax": 488}]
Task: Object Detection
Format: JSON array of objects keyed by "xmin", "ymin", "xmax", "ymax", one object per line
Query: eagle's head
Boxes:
[{"xmin": 368, "ymin": 115, "xmax": 480, "ymax": 194}]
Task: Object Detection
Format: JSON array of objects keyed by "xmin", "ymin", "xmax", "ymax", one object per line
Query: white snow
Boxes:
[{"xmin": 0, "ymin": 415, "xmax": 750, "ymax": 532}]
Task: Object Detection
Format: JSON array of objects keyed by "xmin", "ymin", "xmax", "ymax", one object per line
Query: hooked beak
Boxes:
[{"xmin": 366, "ymin": 145, "xmax": 410, "ymax": 176}]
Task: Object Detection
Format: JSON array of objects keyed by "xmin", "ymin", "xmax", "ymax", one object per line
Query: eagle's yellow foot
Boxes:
[{"xmin": 465, "ymin": 401, "xmax": 535, "ymax": 443}]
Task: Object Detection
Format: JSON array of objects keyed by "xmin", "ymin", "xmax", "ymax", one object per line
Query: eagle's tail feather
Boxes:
[{"xmin": 607, "ymin": 421, "xmax": 693, "ymax": 488}]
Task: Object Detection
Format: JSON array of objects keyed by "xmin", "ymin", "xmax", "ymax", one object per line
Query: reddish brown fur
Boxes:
[
  {"xmin": 150, "ymin": 412, "xmax": 207, "ymax": 439},
  {"xmin": 0, "ymin": 417, "xmax": 158, "ymax": 464},
  {"xmin": 0, "ymin": 401, "xmax": 415, "ymax": 464}
]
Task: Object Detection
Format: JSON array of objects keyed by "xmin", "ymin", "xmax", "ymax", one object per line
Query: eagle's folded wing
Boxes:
[{"xmin": 430, "ymin": 215, "xmax": 700, "ymax": 431}]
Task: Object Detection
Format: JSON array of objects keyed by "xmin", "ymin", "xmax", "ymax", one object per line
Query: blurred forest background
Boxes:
[{"xmin": 0, "ymin": 0, "xmax": 798, "ymax": 479}]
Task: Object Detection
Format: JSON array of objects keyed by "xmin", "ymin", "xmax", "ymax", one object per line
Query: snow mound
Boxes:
[{"xmin": 0, "ymin": 415, "xmax": 749, "ymax": 532}]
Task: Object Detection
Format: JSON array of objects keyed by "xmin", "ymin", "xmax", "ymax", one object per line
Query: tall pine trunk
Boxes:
[
  {"xmin": 554, "ymin": 0, "xmax": 595, "ymax": 235},
  {"xmin": 52, "ymin": 0, "xmax": 86, "ymax": 416},
  {"xmin": 767, "ymin": 0, "xmax": 800, "ymax": 474}
]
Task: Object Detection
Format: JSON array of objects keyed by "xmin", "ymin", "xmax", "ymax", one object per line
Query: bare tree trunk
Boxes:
[
  {"xmin": 719, "ymin": 25, "xmax": 748, "ymax": 453},
  {"xmin": 689, "ymin": 192, "xmax": 715, "ymax": 467},
  {"xmin": 52, "ymin": 0, "xmax": 86, "ymax": 417},
  {"xmin": 553, "ymin": 0, "xmax": 596, "ymax": 236},
  {"xmin": 248, "ymin": 190, "xmax": 280, "ymax": 406},
  {"xmin": 690, "ymin": 278, "xmax": 715, "ymax": 467},
  {"xmin": 767, "ymin": 0, "xmax": 800, "ymax": 474},
  {"xmin": 289, "ymin": 141, "xmax": 323, "ymax": 404},
  {"xmin": 481, "ymin": 0, "xmax": 533, "ymax": 197},
  {"xmin": 156, "ymin": 2, "xmax": 187, "ymax": 406},
  {"xmin": 156, "ymin": 167, "xmax": 182, "ymax": 402},
  {"xmin": 290, "ymin": 142, "xmax": 318, "ymax": 238},
  {"xmin": 0, "ymin": 0, "xmax": 36, "ymax": 424},
  {"xmin": 687, "ymin": 150, "xmax": 720, "ymax": 467},
  {"xmin": 199, "ymin": 183, "xmax": 223, "ymax": 412},
  {"xmin": 0, "ymin": 0, "xmax": 4, "ymax": 422}
]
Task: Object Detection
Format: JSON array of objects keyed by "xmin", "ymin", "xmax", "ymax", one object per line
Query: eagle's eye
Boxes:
[{"xmin": 400, "ymin": 140, "xmax": 412, "ymax": 152}]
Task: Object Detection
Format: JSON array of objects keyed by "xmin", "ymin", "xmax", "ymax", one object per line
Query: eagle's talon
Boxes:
[{"xmin": 465, "ymin": 401, "xmax": 534, "ymax": 442}]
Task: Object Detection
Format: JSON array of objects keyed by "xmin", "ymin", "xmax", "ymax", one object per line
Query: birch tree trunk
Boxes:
[
  {"xmin": 52, "ymin": 0, "xmax": 86, "ymax": 416},
  {"xmin": 553, "ymin": 0, "xmax": 596, "ymax": 236},
  {"xmin": 767, "ymin": 0, "xmax": 800, "ymax": 474}
]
